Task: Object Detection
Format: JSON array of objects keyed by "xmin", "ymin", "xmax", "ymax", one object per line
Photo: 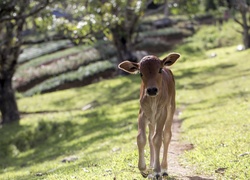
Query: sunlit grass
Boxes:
[
  {"xmin": 1, "ymin": 75, "xmax": 145, "ymax": 179},
  {"xmin": 1, "ymin": 21, "xmax": 249, "ymax": 179},
  {"xmin": 173, "ymin": 47, "xmax": 250, "ymax": 179}
]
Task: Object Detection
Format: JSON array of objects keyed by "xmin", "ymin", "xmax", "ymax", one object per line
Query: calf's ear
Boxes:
[
  {"xmin": 162, "ymin": 53, "xmax": 180, "ymax": 66},
  {"xmin": 118, "ymin": 61, "xmax": 139, "ymax": 74}
]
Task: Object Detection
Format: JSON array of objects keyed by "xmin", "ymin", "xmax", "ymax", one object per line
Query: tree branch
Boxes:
[
  {"xmin": 234, "ymin": 28, "xmax": 243, "ymax": 34},
  {"xmin": 233, "ymin": 16, "xmax": 244, "ymax": 27},
  {"xmin": 0, "ymin": 0, "xmax": 51, "ymax": 22}
]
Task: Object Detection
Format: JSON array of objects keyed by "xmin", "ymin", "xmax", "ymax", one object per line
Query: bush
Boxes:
[
  {"xmin": 17, "ymin": 44, "xmax": 91, "ymax": 72},
  {"xmin": 184, "ymin": 20, "xmax": 241, "ymax": 50},
  {"xmin": 18, "ymin": 40, "xmax": 72, "ymax": 64},
  {"xmin": 14, "ymin": 41, "xmax": 116, "ymax": 91},
  {"xmin": 24, "ymin": 60, "xmax": 115, "ymax": 96}
]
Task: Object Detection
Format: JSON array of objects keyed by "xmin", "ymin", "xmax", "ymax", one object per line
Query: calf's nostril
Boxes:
[{"xmin": 147, "ymin": 87, "xmax": 158, "ymax": 96}]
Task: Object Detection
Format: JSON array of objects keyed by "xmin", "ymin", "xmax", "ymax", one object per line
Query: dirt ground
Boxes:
[{"xmin": 166, "ymin": 112, "xmax": 214, "ymax": 180}]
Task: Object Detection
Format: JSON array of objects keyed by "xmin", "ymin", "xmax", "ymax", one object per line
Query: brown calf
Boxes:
[{"xmin": 118, "ymin": 53, "xmax": 180, "ymax": 179}]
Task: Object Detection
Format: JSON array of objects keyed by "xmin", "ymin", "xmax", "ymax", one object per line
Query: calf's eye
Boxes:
[{"xmin": 159, "ymin": 68, "xmax": 162, "ymax": 73}]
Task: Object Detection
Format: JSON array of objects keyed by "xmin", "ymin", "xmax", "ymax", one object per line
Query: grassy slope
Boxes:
[
  {"xmin": 1, "ymin": 46, "xmax": 249, "ymax": 180},
  {"xmin": 175, "ymin": 47, "xmax": 250, "ymax": 179},
  {"xmin": 1, "ymin": 22, "xmax": 249, "ymax": 179},
  {"xmin": 1, "ymin": 77, "xmax": 144, "ymax": 180}
]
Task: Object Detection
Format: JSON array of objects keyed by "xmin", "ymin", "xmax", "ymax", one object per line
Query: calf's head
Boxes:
[{"xmin": 118, "ymin": 53, "xmax": 180, "ymax": 97}]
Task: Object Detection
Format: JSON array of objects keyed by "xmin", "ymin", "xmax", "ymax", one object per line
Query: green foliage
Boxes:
[
  {"xmin": 18, "ymin": 40, "xmax": 72, "ymax": 64},
  {"xmin": 24, "ymin": 60, "xmax": 115, "ymax": 96},
  {"xmin": 170, "ymin": 0, "xmax": 203, "ymax": 16},
  {"xmin": 17, "ymin": 44, "xmax": 91, "ymax": 72},
  {"xmin": 17, "ymin": 40, "xmax": 115, "ymax": 71},
  {"xmin": 176, "ymin": 20, "xmax": 241, "ymax": 61},
  {"xmin": 14, "ymin": 41, "xmax": 116, "ymax": 91},
  {"xmin": 16, "ymin": 48, "xmax": 102, "ymax": 85}
]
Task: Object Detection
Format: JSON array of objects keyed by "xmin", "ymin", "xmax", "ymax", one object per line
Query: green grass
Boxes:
[
  {"xmin": 2, "ymin": 45, "xmax": 249, "ymax": 180},
  {"xmin": 1, "ymin": 76, "xmax": 143, "ymax": 180},
  {"xmin": 180, "ymin": 20, "xmax": 242, "ymax": 53},
  {"xmin": 173, "ymin": 46, "xmax": 250, "ymax": 179},
  {"xmin": 1, "ymin": 21, "xmax": 249, "ymax": 179}
]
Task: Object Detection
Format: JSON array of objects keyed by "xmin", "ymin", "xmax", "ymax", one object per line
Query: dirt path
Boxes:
[{"xmin": 167, "ymin": 112, "xmax": 214, "ymax": 180}]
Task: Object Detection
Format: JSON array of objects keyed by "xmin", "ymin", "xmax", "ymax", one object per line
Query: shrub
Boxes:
[
  {"xmin": 24, "ymin": 60, "xmax": 115, "ymax": 96},
  {"xmin": 18, "ymin": 40, "xmax": 71, "ymax": 64}
]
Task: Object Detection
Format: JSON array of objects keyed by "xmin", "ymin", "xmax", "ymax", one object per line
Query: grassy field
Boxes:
[
  {"xmin": 176, "ymin": 46, "xmax": 250, "ymax": 179},
  {"xmin": 1, "ymin": 21, "xmax": 249, "ymax": 179},
  {"xmin": 1, "ymin": 76, "xmax": 142, "ymax": 180},
  {"xmin": 1, "ymin": 45, "xmax": 249, "ymax": 180}
]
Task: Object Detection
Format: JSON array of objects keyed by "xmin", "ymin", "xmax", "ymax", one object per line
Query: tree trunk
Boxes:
[
  {"xmin": 111, "ymin": 27, "xmax": 137, "ymax": 75},
  {"xmin": 234, "ymin": 0, "xmax": 250, "ymax": 48},
  {"xmin": 241, "ymin": 11, "xmax": 250, "ymax": 48},
  {"xmin": 0, "ymin": 76, "xmax": 20, "ymax": 124},
  {"xmin": 0, "ymin": 21, "xmax": 22, "ymax": 124},
  {"xmin": 164, "ymin": 0, "xmax": 169, "ymax": 17}
]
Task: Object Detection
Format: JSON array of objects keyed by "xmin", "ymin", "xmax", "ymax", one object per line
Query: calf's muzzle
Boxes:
[{"xmin": 146, "ymin": 87, "xmax": 158, "ymax": 96}]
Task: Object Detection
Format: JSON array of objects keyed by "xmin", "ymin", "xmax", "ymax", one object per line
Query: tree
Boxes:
[
  {"xmin": 0, "ymin": 0, "xmax": 149, "ymax": 124},
  {"xmin": 106, "ymin": 0, "xmax": 147, "ymax": 65},
  {"xmin": 86, "ymin": 0, "xmax": 148, "ymax": 65},
  {"xmin": 0, "ymin": 0, "xmax": 51, "ymax": 124},
  {"xmin": 233, "ymin": 0, "xmax": 250, "ymax": 48},
  {"xmin": 49, "ymin": 0, "xmax": 148, "ymax": 69},
  {"xmin": 199, "ymin": 0, "xmax": 250, "ymax": 49}
]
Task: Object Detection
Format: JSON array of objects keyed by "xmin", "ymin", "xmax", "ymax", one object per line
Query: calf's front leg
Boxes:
[
  {"xmin": 161, "ymin": 104, "xmax": 175, "ymax": 176},
  {"xmin": 161, "ymin": 126, "xmax": 172, "ymax": 177},
  {"xmin": 137, "ymin": 113, "xmax": 148, "ymax": 178},
  {"xmin": 152, "ymin": 117, "xmax": 166, "ymax": 179},
  {"xmin": 152, "ymin": 130, "xmax": 163, "ymax": 179}
]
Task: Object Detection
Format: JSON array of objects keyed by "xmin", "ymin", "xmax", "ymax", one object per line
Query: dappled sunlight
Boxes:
[
  {"xmin": 1, "ymin": 79, "xmax": 141, "ymax": 178},
  {"xmin": 177, "ymin": 47, "xmax": 250, "ymax": 179},
  {"xmin": 18, "ymin": 76, "xmax": 141, "ymax": 113}
]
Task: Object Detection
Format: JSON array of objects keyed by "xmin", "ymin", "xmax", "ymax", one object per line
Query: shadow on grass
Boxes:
[
  {"xmin": 0, "ymin": 75, "xmax": 143, "ymax": 179},
  {"xmin": 175, "ymin": 62, "xmax": 237, "ymax": 90},
  {"xmin": 0, "ymin": 103, "xmax": 138, "ymax": 174}
]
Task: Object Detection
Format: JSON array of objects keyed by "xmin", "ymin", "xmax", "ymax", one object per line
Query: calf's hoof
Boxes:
[
  {"xmin": 140, "ymin": 170, "xmax": 148, "ymax": 178},
  {"xmin": 152, "ymin": 173, "xmax": 162, "ymax": 180},
  {"xmin": 162, "ymin": 172, "xmax": 168, "ymax": 177}
]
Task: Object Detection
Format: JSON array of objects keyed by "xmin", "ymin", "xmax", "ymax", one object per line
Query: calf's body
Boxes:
[{"xmin": 118, "ymin": 53, "xmax": 180, "ymax": 179}]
